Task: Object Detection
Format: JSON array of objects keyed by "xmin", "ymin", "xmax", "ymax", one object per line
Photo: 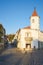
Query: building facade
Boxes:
[
  {"xmin": 0, "ymin": 24, "xmax": 6, "ymax": 46},
  {"xmin": 13, "ymin": 9, "xmax": 43, "ymax": 50}
]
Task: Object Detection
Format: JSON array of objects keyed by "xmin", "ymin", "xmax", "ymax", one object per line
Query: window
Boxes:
[
  {"xmin": 32, "ymin": 19, "xmax": 34, "ymax": 23},
  {"xmin": 25, "ymin": 32, "xmax": 30, "ymax": 37}
]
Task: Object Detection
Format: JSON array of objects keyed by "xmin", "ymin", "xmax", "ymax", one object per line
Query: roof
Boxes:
[
  {"xmin": 32, "ymin": 9, "xmax": 38, "ymax": 16},
  {"xmin": 23, "ymin": 26, "xmax": 31, "ymax": 29}
]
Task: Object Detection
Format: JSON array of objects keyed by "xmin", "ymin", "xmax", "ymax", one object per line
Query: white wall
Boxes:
[
  {"xmin": 30, "ymin": 16, "xmax": 40, "ymax": 30},
  {"xmin": 31, "ymin": 30, "xmax": 39, "ymax": 48},
  {"xmin": 31, "ymin": 39, "xmax": 38, "ymax": 48},
  {"xmin": 17, "ymin": 28, "xmax": 39, "ymax": 49},
  {"xmin": 39, "ymin": 31, "xmax": 43, "ymax": 42},
  {"xmin": 18, "ymin": 29, "xmax": 31, "ymax": 48},
  {"xmin": 31, "ymin": 30, "xmax": 39, "ymax": 39},
  {"xmin": 30, "ymin": 16, "xmax": 40, "ymax": 48}
]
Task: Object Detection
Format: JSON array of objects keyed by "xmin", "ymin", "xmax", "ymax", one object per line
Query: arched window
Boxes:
[
  {"xmin": 32, "ymin": 19, "xmax": 34, "ymax": 23},
  {"xmin": 25, "ymin": 32, "xmax": 31, "ymax": 37}
]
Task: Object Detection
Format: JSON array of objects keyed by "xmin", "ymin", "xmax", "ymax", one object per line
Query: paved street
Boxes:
[{"xmin": 0, "ymin": 45, "xmax": 43, "ymax": 65}]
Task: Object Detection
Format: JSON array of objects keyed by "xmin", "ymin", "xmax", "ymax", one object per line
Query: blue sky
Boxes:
[{"xmin": 0, "ymin": 0, "xmax": 43, "ymax": 34}]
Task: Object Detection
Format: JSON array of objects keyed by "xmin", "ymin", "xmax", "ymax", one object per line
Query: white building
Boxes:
[{"xmin": 14, "ymin": 9, "xmax": 43, "ymax": 50}]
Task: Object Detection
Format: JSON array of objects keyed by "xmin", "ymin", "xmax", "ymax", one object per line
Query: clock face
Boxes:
[{"xmin": 32, "ymin": 19, "xmax": 34, "ymax": 23}]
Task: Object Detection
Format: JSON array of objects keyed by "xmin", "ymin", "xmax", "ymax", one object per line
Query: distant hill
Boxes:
[{"xmin": 6, "ymin": 34, "xmax": 15, "ymax": 43}]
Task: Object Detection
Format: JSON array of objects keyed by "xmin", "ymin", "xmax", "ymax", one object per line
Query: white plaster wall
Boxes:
[
  {"xmin": 31, "ymin": 30, "xmax": 39, "ymax": 39},
  {"xmin": 30, "ymin": 16, "xmax": 40, "ymax": 30},
  {"xmin": 17, "ymin": 28, "xmax": 39, "ymax": 49},
  {"xmin": 39, "ymin": 31, "xmax": 43, "ymax": 42},
  {"xmin": 19, "ymin": 29, "xmax": 31, "ymax": 48},
  {"xmin": 17, "ymin": 29, "xmax": 39, "ymax": 49},
  {"xmin": 31, "ymin": 40, "xmax": 38, "ymax": 48},
  {"xmin": 31, "ymin": 30, "xmax": 39, "ymax": 48},
  {"xmin": 17, "ymin": 29, "xmax": 25, "ymax": 48},
  {"xmin": 30, "ymin": 16, "xmax": 40, "ymax": 48}
]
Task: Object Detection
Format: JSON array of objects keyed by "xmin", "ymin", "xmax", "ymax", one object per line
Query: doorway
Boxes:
[{"xmin": 26, "ymin": 44, "xmax": 31, "ymax": 49}]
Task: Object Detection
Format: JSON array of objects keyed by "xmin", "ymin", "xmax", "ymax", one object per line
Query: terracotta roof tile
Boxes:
[
  {"xmin": 32, "ymin": 9, "xmax": 38, "ymax": 16},
  {"xmin": 23, "ymin": 26, "xmax": 31, "ymax": 29}
]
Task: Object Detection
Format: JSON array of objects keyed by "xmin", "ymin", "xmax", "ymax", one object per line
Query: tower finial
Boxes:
[
  {"xmin": 32, "ymin": 7, "xmax": 38, "ymax": 16},
  {"xmin": 34, "ymin": 7, "xmax": 36, "ymax": 10}
]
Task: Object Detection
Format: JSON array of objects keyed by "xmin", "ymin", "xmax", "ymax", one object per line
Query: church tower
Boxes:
[
  {"xmin": 30, "ymin": 9, "xmax": 40, "ymax": 30},
  {"xmin": 30, "ymin": 9, "xmax": 40, "ymax": 48}
]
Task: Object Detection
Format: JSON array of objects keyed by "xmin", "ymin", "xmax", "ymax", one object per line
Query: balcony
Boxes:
[{"xmin": 25, "ymin": 37, "xmax": 32, "ymax": 41}]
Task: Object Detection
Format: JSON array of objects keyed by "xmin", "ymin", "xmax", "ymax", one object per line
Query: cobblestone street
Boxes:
[{"xmin": 0, "ymin": 45, "xmax": 43, "ymax": 65}]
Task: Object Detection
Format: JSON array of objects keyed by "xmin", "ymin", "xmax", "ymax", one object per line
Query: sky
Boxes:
[{"xmin": 0, "ymin": 0, "xmax": 43, "ymax": 34}]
